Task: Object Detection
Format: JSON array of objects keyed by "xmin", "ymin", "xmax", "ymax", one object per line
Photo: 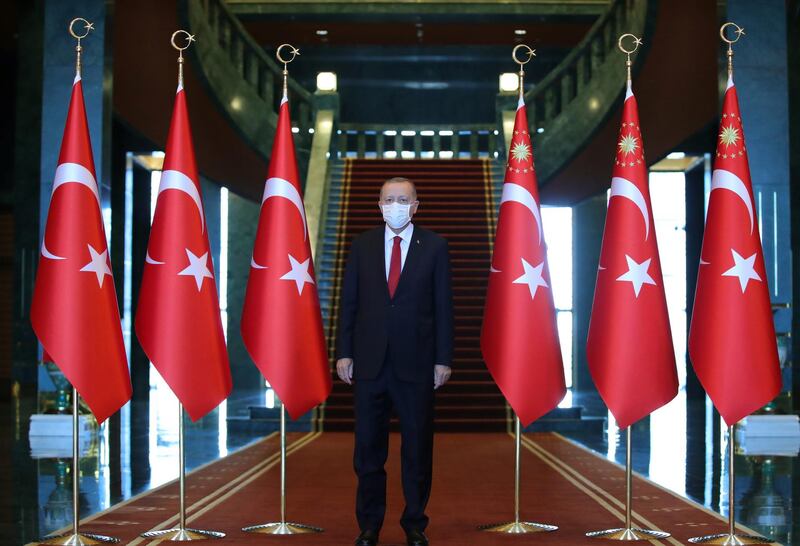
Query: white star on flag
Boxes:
[
  {"xmin": 721, "ymin": 249, "xmax": 761, "ymax": 293},
  {"xmin": 280, "ymin": 254, "xmax": 315, "ymax": 295},
  {"xmin": 178, "ymin": 249, "xmax": 214, "ymax": 291},
  {"xmin": 79, "ymin": 244, "xmax": 112, "ymax": 287},
  {"xmin": 512, "ymin": 257, "xmax": 548, "ymax": 299},
  {"xmin": 616, "ymin": 255, "xmax": 656, "ymax": 297}
]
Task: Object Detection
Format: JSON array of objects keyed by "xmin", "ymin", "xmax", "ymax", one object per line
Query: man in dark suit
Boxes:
[{"xmin": 336, "ymin": 177, "xmax": 454, "ymax": 546}]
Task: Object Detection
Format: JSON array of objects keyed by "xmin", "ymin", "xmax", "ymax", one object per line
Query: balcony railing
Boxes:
[{"xmin": 335, "ymin": 124, "xmax": 500, "ymax": 160}]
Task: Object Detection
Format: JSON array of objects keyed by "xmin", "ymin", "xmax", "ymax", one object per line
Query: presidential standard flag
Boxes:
[
  {"xmin": 688, "ymin": 75, "xmax": 781, "ymax": 426},
  {"xmin": 31, "ymin": 73, "xmax": 131, "ymax": 423},
  {"xmin": 481, "ymin": 93, "xmax": 566, "ymax": 426},
  {"xmin": 135, "ymin": 82, "xmax": 232, "ymax": 421},
  {"xmin": 241, "ymin": 93, "xmax": 332, "ymax": 419},
  {"xmin": 586, "ymin": 82, "xmax": 678, "ymax": 429}
]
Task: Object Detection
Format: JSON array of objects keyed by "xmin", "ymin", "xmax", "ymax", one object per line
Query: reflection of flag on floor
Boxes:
[
  {"xmin": 136, "ymin": 82, "xmax": 231, "ymax": 422},
  {"xmin": 31, "ymin": 73, "xmax": 131, "ymax": 424},
  {"xmin": 688, "ymin": 76, "xmax": 781, "ymax": 426},
  {"xmin": 241, "ymin": 91, "xmax": 331, "ymax": 419},
  {"xmin": 481, "ymin": 92, "xmax": 565, "ymax": 426},
  {"xmin": 586, "ymin": 82, "xmax": 678, "ymax": 430}
]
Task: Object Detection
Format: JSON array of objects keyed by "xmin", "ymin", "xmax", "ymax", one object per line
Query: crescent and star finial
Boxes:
[
  {"xmin": 618, "ymin": 33, "xmax": 642, "ymax": 83},
  {"xmin": 171, "ymin": 30, "xmax": 195, "ymax": 87},
  {"xmin": 720, "ymin": 22, "xmax": 744, "ymax": 79},
  {"xmin": 68, "ymin": 18, "xmax": 94, "ymax": 78},
  {"xmin": 276, "ymin": 44, "xmax": 300, "ymax": 100},
  {"xmin": 511, "ymin": 44, "xmax": 535, "ymax": 97}
]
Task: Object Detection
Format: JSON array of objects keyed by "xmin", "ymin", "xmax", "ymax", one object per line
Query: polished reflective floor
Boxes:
[{"xmin": 8, "ymin": 387, "xmax": 799, "ymax": 545}]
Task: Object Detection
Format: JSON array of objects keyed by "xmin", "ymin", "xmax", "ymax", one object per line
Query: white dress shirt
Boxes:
[{"xmin": 384, "ymin": 222, "xmax": 414, "ymax": 280}]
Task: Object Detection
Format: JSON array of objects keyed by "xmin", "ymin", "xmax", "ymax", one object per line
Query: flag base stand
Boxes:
[
  {"xmin": 242, "ymin": 404, "xmax": 323, "ymax": 536},
  {"xmin": 587, "ymin": 427, "xmax": 670, "ymax": 541},
  {"xmin": 139, "ymin": 404, "xmax": 225, "ymax": 541},
  {"xmin": 687, "ymin": 532, "xmax": 773, "ymax": 545},
  {"xmin": 39, "ymin": 532, "xmax": 120, "ymax": 545},
  {"xmin": 478, "ymin": 417, "xmax": 558, "ymax": 534},
  {"xmin": 139, "ymin": 528, "xmax": 226, "ymax": 541},
  {"xmin": 688, "ymin": 425, "xmax": 772, "ymax": 545},
  {"xmin": 242, "ymin": 522, "xmax": 323, "ymax": 535},
  {"xmin": 478, "ymin": 521, "xmax": 558, "ymax": 534},
  {"xmin": 38, "ymin": 389, "xmax": 121, "ymax": 545},
  {"xmin": 586, "ymin": 528, "xmax": 670, "ymax": 541}
]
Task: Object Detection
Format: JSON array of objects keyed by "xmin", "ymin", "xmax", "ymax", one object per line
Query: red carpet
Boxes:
[
  {"xmin": 36, "ymin": 432, "xmax": 776, "ymax": 545},
  {"xmin": 324, "ymin": 159, "xmax": 507, "ymax": 432}
]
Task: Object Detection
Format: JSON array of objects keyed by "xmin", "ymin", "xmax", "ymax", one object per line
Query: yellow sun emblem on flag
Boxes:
[
  {"xmin": 618, "ymin": 134, "xmax": 638, "ymax": 155},
  {"xmin": 511, "ymin": 141, "xmax": 531, "ymax": 163},
  {"xmin": 719, "ymin": 124, "xmax": 740, "ymax": 147}
]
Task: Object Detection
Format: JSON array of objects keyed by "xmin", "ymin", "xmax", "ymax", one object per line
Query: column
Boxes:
[{"xmin": 572, "ymin": 194, "xmax": 606, "ymax": 399}]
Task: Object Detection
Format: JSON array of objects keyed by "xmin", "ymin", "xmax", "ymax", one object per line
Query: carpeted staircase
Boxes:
[{"xmin": 318, "ymin": 159, "xmax": 508, "ymax": 432}]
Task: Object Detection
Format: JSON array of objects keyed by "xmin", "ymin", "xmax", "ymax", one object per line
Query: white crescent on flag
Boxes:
[
  {"xmin": 609, "ymin": 177, "xmax": 650, "ymax": 240},
  {"xmin": 41, "ymin": 162, "xmax": 101, "ymax": 261},
  {"xmin": 710, "ymin": 169, "xmax": 754, "ymax": 235},
  {"xmin": 158, "ymin": 170, "xmax": 205, "ymax": 233},
  {"xmin": 500, "ymin": 182, "xmax": 543, "ymax": 245},
  {"xmin": 262, "ymin": 177, "xmax": 308, "ymax": 241}
]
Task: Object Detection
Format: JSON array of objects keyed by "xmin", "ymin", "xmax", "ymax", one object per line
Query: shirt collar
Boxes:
[{"xmin": 385, "ymin": 222, "xmax": 414, "ymax": 243}]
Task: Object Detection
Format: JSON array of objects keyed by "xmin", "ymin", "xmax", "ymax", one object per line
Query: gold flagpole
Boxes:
[
  {"xmin": 687, "ymin": 23, "xmax": 771, "ymax": 545},
  {"xmin": 479, "ymin": 45, "xmax": 556, "ymax": 535},
  {"xmin": 242, "ymin": 45, "xmax": 322, "ymax": 535},
  {"xmin": 586, "ymin": 33, "xmax": 668, "ymax": 541},
  {"xmin": 479, "ymin": 415, "xmax": 558, "ymax": 533},
  {"xmin": 41, "ymin": 388, "xmax": 121, "ymax": 544},
  {"xmin": 39, "ymin": 19, "xmax": 118, "ymax": 546},
  {"xmin": 140, "ymin": 402, "xmax": 225, "ymax": 540},
  {"xmin": 586, "ymin": 426, "xmax": 669, "ymax": 540},
  {"xmin": 140, "ymin": 30, "xmax": 224, "ymax": 542},
  {"xmin": 689, "ymin": 424, "xmax": 770, "ymax": 544},
  {"xmin": 242, "ymin": 402, "xmax": 323, "ymax": 534}
]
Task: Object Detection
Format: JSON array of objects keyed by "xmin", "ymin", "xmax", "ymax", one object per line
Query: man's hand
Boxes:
[
  {"xmin": 336, "ymin": 358, "xmax": 354, "ymax": 385},
  {"xmin": 434, "ymin": 365, "xmax": 452, "ymax": 389}
]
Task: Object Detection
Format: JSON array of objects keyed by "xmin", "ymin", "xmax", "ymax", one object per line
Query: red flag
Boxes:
[
  {"xmin": 240, "ymin": 94, "xmax": 331, "ymax": 419},
  {"xmin": 31, "ymin": 75, "xmax": 131, "ymax": 423},
  {"xmin": 688, "ymin": 77, "xmax": 781, "ymax": 426},
  {"xmin": 586, "ymin": 84, "xmax": 678, "ymax": 429},
  {"xmin": 135, "ymin": 84, "xmax": 231, "ymax": 421},
  {"xmin": 481, "ymin": 95, "xmax": 566, "ymax": 426}
]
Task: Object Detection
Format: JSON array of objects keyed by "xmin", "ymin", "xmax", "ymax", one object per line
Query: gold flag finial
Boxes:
[
  {"xmin": 68, "ymin": 18, "xmax": 94, "ymax": 78},
  {"xmin": 276, "ymin": 44, "xmax": 300, "ymax": 101},
  {"xmin": 720, "ymin": 22, "xmax": 745, "ymax": 80},
  {"xmin": 617, "ymin": 33, "xmax": 642, "ymax": 84},
  {"xmin": 512, "ymin": 44, "xmax": 535, "ymax": 100},
  {"xmin": 171, "ymin": 30, "xmax": 196, "ymax": 88}
]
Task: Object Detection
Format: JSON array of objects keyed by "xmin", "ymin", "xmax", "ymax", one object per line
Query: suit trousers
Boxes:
[{"xmin": 353, "ymin": 358, "xmax": 435, "ymax": 533}]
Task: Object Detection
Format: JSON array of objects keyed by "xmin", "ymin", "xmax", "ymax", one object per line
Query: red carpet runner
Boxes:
[
  {"xmin": 324, "ymin": 159, "xmax": 507, "ymax": 432},
  {"xmin": 38, "ymin": 432, "xmax": 774, "ymax": 545}
]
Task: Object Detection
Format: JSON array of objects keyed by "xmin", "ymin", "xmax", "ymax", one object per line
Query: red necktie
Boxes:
[{"xmin": 388, "ymin": 236, "xmax": 401, "ymax": 298}]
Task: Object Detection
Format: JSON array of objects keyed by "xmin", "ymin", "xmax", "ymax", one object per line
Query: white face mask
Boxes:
[{"xmin": 381, "ymin": 202, "xmax": 412, "ymax": 229}]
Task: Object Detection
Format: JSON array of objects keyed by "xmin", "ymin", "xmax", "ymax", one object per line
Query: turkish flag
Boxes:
[
  {"xmin": 481, "ymin": 95, "xmax": 566, "ymax": 426},
  {"xmin": 240, "ymin": 95, "xmax": 331, "ymax": 419},
  {"xmin": 135, "ymin": 84, "xmax": 231, "ymax": 422},
  {"xmin": 688, "ymin": 77, "xmax": 781, "ymax": 426},
  {"xmin": 586, "ymin": 84, "xmax": 678, "ymax": 429},
  {"xmin": 31, "ymin": 75, "xmax": 131, "ymax": 423}
]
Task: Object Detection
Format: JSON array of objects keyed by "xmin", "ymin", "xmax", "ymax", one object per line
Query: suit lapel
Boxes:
[{"xmin": 375, "ymin": 228, "xmax": 391, "ymax": 301}]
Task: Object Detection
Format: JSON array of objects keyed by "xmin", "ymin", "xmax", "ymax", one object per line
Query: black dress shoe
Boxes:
[
  {"xmin": 405, "ymin": 529, "xmax": 428, "ymax": 546},
  {"xmin": 355, "ymin": 529, "xmax": 379, "ymax": 546}
]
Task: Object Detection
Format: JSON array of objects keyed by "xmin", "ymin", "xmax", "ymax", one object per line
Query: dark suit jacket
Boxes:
[{"xmin": 336, "ymin": 225, "xmax": 454, "ymax": 383}]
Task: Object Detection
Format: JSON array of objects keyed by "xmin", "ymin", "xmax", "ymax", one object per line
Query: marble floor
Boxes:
[{"xmin": 7, "ymin": 387, "xmax": 799, "ymax": 545}]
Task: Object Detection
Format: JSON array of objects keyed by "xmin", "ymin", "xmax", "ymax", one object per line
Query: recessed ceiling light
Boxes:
[
  {"xmin": 316, "ymin": 29, "xmax": 328, "ymax": 36},
  {"xmin": 514, "ymin": 29, "xmax": 527, "ymax": 36}
]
